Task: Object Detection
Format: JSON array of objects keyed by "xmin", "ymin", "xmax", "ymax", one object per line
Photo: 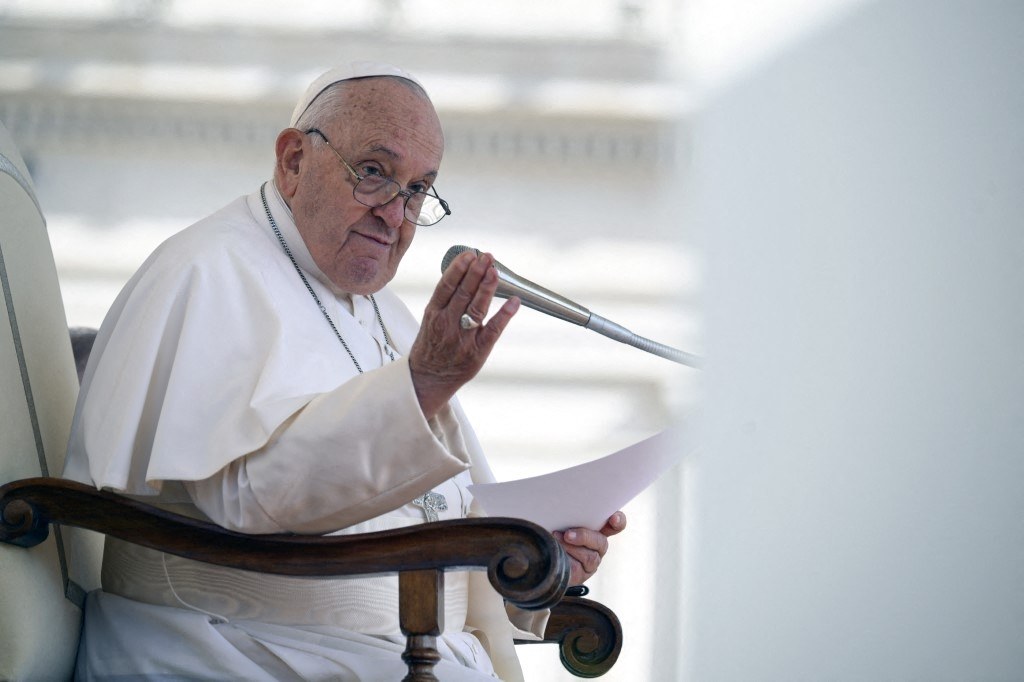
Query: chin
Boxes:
[
  {"xmin": 331, "ymin": 250, "xmax": 403, "ymax": 294},
  {"xmin": 336, "ymin": 267, "xmax": 392, "ymax": 296}
]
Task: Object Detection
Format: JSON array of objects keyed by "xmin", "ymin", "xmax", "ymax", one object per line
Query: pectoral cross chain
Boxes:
[{"xmin": 412, "ymin": 491, "xmax": 448, "ymax": 523}]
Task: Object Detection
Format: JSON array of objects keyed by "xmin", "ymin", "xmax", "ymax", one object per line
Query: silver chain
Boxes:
[{"xmin": 260, "ymin": 182, "xmax": 396, "ymax": 374}]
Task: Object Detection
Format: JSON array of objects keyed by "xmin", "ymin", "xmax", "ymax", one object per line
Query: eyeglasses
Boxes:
[{"xmin": 305, "ymin": 128, "xmax": 451, "ymax": 226}]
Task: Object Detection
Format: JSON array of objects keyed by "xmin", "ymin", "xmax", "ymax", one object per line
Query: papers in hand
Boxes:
[{"xmin": 468, "ymin": 425, "xmax": 687, "ymax": 532}]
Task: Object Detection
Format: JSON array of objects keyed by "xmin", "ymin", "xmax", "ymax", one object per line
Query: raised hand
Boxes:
[{"xmin": 409, "ymin": 250, "xmax": 520, "ymax": 419}]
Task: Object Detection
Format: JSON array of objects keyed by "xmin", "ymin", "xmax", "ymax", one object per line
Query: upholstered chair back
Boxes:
[{"xmin": 0, "ymin": 120, "xmax": 103, "ymax": 680}]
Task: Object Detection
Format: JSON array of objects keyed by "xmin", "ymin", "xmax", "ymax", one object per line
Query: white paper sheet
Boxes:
[{"xmin": 468, "ymin": 422, "xmax": 691, "ymax": 532}]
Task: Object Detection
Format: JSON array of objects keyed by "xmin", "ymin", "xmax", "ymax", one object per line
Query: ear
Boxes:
[{"xmin": 274, "ymin": 128, "xmax": 306, "ymax": 200}]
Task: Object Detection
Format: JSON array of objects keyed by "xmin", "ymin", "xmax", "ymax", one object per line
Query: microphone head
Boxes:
[{"xmin": 441, "ymin": 244, "xmax": 478, "ymax": 272}]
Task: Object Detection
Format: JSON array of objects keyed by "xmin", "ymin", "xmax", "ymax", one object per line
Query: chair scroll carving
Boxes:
[{"xmin": 520, "ymin": 596, "xmax": 623, "ymax": 678}]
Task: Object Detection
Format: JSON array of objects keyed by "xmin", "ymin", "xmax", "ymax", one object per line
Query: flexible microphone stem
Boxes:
[
  {"xmin": 585, "ymin": 314, "xmax": 701, "ymax": 366},
  {"xmin": 442, "ymin": 245, "xmax": 701, "ymax": 368}
]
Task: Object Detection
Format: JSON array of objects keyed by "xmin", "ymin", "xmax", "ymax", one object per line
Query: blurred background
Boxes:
[{"xmin": 4, "ymin": 0, "xmax": 1021, "ymax": 680}]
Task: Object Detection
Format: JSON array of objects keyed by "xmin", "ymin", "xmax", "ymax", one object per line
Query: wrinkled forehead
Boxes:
[
  {"xmin": 334, "ymin": 77, "xmax": 434, "ymax": 116},
  {"xmin": 330, "ymin": 79, "xmax": 444, "ymax": 160}
]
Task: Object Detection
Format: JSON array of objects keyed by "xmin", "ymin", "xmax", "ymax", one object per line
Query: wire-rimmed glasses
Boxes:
[{"xmin": 305, "ymin": 128, "xmax": 451, "ymax": 226}]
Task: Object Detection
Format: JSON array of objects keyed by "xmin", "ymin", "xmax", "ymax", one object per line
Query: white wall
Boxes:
[{"xmin": 683, "ymin": 0, "xmax": 1024, "ymax": 678}]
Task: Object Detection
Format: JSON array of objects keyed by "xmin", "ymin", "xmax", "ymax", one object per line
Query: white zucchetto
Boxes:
[{"xmin": 289, "ymin": 61, "xmax": 425, "ymax": 127}]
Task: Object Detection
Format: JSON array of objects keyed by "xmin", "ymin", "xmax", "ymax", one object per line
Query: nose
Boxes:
[{"xmin": 371, "ymin": 194, "xmax": 408, "ymax": 230}]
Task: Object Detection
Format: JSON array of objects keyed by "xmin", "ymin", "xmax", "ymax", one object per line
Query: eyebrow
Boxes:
[{"xmin": 366, "ymin": 144, "xmax": 438, "ymax": 179}]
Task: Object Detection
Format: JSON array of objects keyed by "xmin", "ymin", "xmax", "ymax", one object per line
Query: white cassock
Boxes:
[{"xmin": 62, "ymin": 182, "xmax": 548, "ymax": 681}]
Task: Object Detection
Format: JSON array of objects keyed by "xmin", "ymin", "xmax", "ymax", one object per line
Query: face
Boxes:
[{"xmin": 277, "ymin": 78, "xmax": 444, "ymax": 295}]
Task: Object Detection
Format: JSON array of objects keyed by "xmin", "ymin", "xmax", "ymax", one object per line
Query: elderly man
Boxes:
[{"xmin": 63, "ymin": 63, "xmax": 625, "ymax": 681}]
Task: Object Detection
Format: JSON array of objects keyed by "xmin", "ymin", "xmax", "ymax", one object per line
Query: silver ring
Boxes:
[{"xmin": 460, "ymin": 313, "xmax": 481, "ymax": 330}]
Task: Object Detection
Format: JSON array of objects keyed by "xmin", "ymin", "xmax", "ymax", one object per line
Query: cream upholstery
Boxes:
[{"xmin": 0, "ymin": 121, "xmax": 103, "ymax": 680}]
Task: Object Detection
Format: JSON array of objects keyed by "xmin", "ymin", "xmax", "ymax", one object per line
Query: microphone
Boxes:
[{"xmin": 441, "ymin": 245, "xmax": 700, "ymax": 367}]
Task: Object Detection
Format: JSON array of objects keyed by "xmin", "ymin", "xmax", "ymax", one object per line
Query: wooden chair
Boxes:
[{"xmin": 0, "ymin": 121, "xmax": 621, "ymax": 681}]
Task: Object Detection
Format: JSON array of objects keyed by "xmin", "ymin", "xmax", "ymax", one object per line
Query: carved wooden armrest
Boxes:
[
  {"xmin": 516, "ymin": 596, "xmax": 623, "ymax": 678},
  {"xmin": 2, "ymin": 477, "xmax": 623, "ymax": 678},
  {"xmin": 0, "ymin": 477, "xmax": 569, "ymax": 610}
]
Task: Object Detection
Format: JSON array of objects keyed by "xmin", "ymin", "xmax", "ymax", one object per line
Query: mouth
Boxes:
[{"xmin": 354, "ymin": 230, "xmax": 393, "ymax": 247}]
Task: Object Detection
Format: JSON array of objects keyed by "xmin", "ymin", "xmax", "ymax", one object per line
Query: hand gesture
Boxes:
[{"xmin": 409, "ymin": 250, "xmax": 519, "ymax": 419}]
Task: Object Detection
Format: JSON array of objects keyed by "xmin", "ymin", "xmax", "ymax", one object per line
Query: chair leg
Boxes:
[{"xmin": 399, "ymin": 569, "xmax": 445, "ymax": 682}]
